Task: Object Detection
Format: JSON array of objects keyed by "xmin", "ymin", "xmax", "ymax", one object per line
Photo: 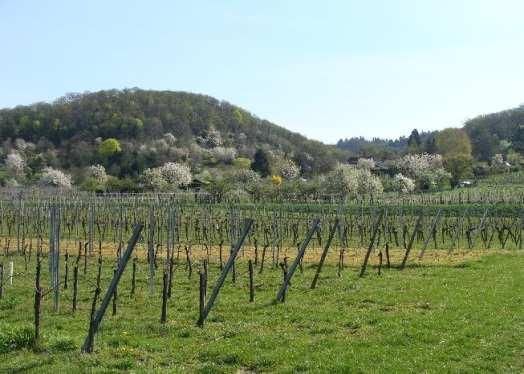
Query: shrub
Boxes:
[
  {"xmin": 271, "ymin": 175, "xmax": 283, "ymax": 186},
  {"xmin": 223, "ymin": 188, "xmax": 252, "ymax": 203},
  {"xmin": 232, "ymin": 157, "xmax": 251, "ymax": 169}
]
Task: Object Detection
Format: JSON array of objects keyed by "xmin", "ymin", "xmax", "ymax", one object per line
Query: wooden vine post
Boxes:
[
  {"xmin": 81, "ymin": 223, "xmax": 143, "ymax": 353},
  {"xmin": 400, "ymin": 214, "xmax": 423, "ymax": 270},
  {"xmin": 359, "ymin": 211, "xmax": 384, "ymax": 277},
  {"xmin": 275, "ymin": 218, "xmax": 320, "ymax": 302},
  {"xmin": 311, "ymin": 218, "xmax": 339, "ymax": 289},
  {"xmin": 197, "ymin": 219, "xmax": 253, "ymax": 327},
  {"xmin": 418, "ymin": 209, "xmax": 442, "ymax": 260}
]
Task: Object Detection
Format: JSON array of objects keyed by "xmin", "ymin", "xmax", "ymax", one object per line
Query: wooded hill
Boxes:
[
  {"xmin": 0, "ymin": 89, "xmax": 346, "ymax": 179},
  {"xmin": 337, "ymin": 105, "xmax": 524, "ymax": 161}
]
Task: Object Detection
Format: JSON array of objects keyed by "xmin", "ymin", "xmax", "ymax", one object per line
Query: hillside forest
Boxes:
[{"xmin": 0, "ymin": 89, "xmax": 522, "ymax": 198}]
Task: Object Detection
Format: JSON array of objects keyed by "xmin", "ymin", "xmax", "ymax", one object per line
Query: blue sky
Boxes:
[{"xmin": 1, "ymin": 1, "xmax": 524, "ymax": 143}]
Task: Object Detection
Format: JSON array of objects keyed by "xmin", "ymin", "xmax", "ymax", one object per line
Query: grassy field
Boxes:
[{"xmin": 1, "ymin": 250, "xmax": 523, "ymax": 373}]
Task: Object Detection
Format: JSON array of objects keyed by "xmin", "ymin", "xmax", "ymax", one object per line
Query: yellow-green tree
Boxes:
[
  {"xmin": 98, "ymin": 138, "xmax": 122, "ymax": 158},
  {"xmin": 436, "ymin": 128, "xmax": 473, "ymax": 185},
  {"xmin": 435, "ymin": 128, "xmax": 472, "ymax": 157}
]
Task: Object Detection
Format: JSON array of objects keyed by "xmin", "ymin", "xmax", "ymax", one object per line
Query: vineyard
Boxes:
[{"xmin": 1, "ymin": 194, "xmax": 524, "ymax": 372}]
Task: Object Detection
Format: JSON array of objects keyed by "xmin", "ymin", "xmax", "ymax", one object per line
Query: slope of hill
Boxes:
[
  {"xmin": 336, "ymin": 105, "xmax": 524, "ymax": 162},
  {"xmin": 0, "ymin": 89, "xmax": 346, "ymax": 180},
  {"xmin": 464, "ymin": 105, "xmax": 524, "ymax": 161}
]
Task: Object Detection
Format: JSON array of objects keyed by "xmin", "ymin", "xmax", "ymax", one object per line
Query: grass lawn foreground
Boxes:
[{"xmin": 1, "ymin": 252, "xmax": 523, "ymax": 373}]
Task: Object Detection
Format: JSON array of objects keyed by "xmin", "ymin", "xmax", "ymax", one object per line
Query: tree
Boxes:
[
  {"xmin": 86, "ymin": 164, "xmax": 108, "ymax": 184},
  {"xmin": 279, "ymin": 159, "xmax": 300, "ymax": 180},
  {"xmin": 513, "ymin": 125, "xmax": 524, "ymax": 153},
  {"xmin": 160, "ymin": 162, "xmax": 192, "ymax": 187},
  {"xmin": 407, "ymin": 129, "xmax": 421, "ymax": 153},
  {"xmin": 469, "ymin": 126, "xmax": 499, "ymax": 161},
  {"xmin": 393, "ymin": 173, "xmax": 415, "ymax": 193},
  {"xmin": 98, "ymin": 138, "xmax": 122, "ymax": 158},
  {"xmin": 251, "ymin": 149, "xmax": 270, "ymax": 177},
  {"xmin": 424, "ymin": 136, "xmax": 438, "ymax": 154},
  {"xmin": 444, "ymin": 154, "xmax": 473, "ymax": 186},
  {"xmin": 39, "ymin": 167, "xmax": 72, "ymax": 188},
  {"xmin": 5, "ymin": 152, "xmax": 25, "ymax": 178},
  {"xmin": 435, "ymin": 128, "xmax": 472, "ymax": 157}
]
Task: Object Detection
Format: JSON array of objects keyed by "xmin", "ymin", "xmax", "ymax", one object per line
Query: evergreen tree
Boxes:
[{"xmin": 251, "ymin": 149, "xmax": 270, "ymax": 177}]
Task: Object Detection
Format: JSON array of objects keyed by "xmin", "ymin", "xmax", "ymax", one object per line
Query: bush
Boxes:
[
  {"xmin": 223, "ymin": 188, "xmax": 252, "ymax": 203},
  {"xmin": 106, "ymin": 176, "xmax": 141, "ymax": 193},
  {"xmin": 80, "ymin": 177, "xmax": 105, "ymax": 193},
  {"xmin": 232, "ymin": 157, "xmax": 251, "ymax": 169}
]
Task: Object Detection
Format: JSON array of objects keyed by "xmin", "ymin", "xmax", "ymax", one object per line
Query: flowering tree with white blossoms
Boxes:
[
  {"xmin": 396, "ymin": 153, "xmax": 449, "ymax": 190},
  {"xmin": 235, "ymin": 169, "xmax": 260, "ymax": 185},
  {"xmin": 325, "ymin": 164, "xmax": 358, "ymax": 196},
  {"xmin": 40, "ymin": 167, "xmax": 72, "ymax": 188},
  {"xmin": 393, "ymin": 173, "xmax": 415, "ymax": 193},
  {"xmin": 160, "ymin": 162, "xmax": 192, "ymax": 187},
  {"xmin": 279, "ymin": 159, "xmax": 300, "ymax": 180},
  {"xmin": 5, "ymin": 152, "xmax": 25, "ymax": 178},
  {"xmin": 396, "ymin": 153, "xmax": 443, "ymax": 179},
  {"xmin": 325, "ymin": 164, "xmax": 382, "ymax": 197},
  {"xmin": 141, "ymin": 167, "xmax": 168, "ymax": 191},
  {"xmin": 86, "ymin": 164, "xmax": 108, "ymax": 183},
  {"xmin": 356, "ymin": 168, "xmax": 383, "ymax": 196},
  {"xmin": 210, "ymin": 147, "xmax": 237, "ymax": 164}
]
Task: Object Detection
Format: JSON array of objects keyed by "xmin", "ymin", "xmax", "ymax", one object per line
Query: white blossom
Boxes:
[
  {"xmin": 5, "ymin": 152, "xmax": 25, "ymax": 177},
  {"xmin": 160, "ymin": 162, "xmax": 192, "ymax": 187},
  {"xmin": 357, "ymin": 168, "xmax": 383, "ymax": 195},
  {"xmin": 40, "ymin": 167, "xmax": 72, "ymax": 188},
  {"xmin": 210, "ymin": 147, "xmax": 237, "ymax": 164},
  {"xmin": 325, "ymin": 164, "xmax": 382, "ymax": 197},
  {"xmin": 197, "ymin": 128, "xmax": 223, "ymax": 148},
  {"xmin": 325, "ymin": 164, "xmax": 359, "ymax": 196},
  {"xmin": 86, "ymin": 164, "xmax": 108, "ymax": 183},
  {"xmin": 279, "ymin": 159, "xmax": 300, "ymax": 180},
  {"xmin": 393, "ymin": 173, "xmax": 415, "ymax": 193},
  {"xmin": 396, "ymin": 153, "xmax": 444, "ymax": 179},
  {"xmin": 141, "ymin": 168, "xmax": 167, "ymax": 191},
  {"xmin": 234, "ymin": 169, "xmax": 260, "ymax": 192}
]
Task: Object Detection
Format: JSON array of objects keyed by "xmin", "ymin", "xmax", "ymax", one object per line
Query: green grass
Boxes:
[{"xmin": 1, "ymin": 252, "xmax": 523, "ymax": 373}]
